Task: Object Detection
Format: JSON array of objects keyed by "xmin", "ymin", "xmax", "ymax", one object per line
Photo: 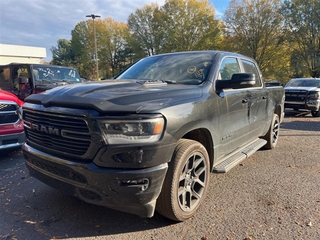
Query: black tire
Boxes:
[
  {"xmin": 262, "ymin": 114, "xmax": 280, "ymax": 149},
  {"xmin": 311, "ymin": 110, "xmax": 320, "ymax": 117},
  {"xmin": 156, "ymin": 139, "xmax": 210, "ymax": 222}
]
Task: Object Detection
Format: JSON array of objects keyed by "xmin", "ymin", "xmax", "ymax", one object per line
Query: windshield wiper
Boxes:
[
  {"xmin": 36, "ymin": 79, "xmax": 52, "ymax": 83},
  {"xmin": 57, "ymin": 79, "xmax": 73, "ymax": 83},
  {"xmin": 161, "ymin": 79, "xmax": 177, "ymax": 84}
]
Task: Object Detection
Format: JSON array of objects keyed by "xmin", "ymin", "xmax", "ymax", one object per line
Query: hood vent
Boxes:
[{"xmin": 139, "ymin": 80, "xmax": 167, "ymax": 86}]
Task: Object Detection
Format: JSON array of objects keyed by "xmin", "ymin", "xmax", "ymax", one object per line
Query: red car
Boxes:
[{"xmin": 0, "ymin": 89, "xmax": 25, "ymax": 151}]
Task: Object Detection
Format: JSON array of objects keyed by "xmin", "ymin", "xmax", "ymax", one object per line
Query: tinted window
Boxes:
[
  {"xmin": 12, "ymin": 65, "xmax": 31, "ymax": 90},
  {"xmin": 117, "ymin": 53, "xmax": 215, "ymax": 85},
  {"xmin": 218, "ymin": 58, "xmax": 240, "ymax": 80},
  {"xmin": 241, "ymin": 59, "xmax": 262, "ymax": 87},
  {"xmin": 0, "ymin": 67, "xmax": 12, "ymax": 89},
  {"xmin": 286, "ymin": 79, "xmax": 320, "ymax": 87},
  {"xmin": 32, "ymin": 66, "xmax": 81, "ymax": 83}
]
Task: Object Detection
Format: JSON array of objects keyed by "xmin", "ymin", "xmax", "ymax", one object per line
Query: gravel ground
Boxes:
[{"xmin": 0, "ymin": 110, "xmax": 319, "ymax": 240}]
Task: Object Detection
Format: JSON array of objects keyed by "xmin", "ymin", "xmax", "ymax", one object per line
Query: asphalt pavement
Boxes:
[{"xmin": 0, "ymin": 110, "xmax": 319, "ymax": 240}]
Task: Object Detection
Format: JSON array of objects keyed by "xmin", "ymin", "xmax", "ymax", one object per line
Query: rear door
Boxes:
[{"xmin": 239, "ymin": 59, "xmax": 269, "ymax": 138}]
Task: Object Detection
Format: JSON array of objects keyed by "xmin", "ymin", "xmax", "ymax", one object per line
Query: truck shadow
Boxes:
[
  {"xmin": 1, "ymin": 154, "xmax": 176, "ymax": 240},
  {"xmin": 281, "ymin": 110, "xmax": 320, "ymax": 132},
  {"xmin": 5, "ymin": 189, "xmax": 176, "ymax": 239},
  {"xmin": 284, "ymin": 109, "xmax": 311, "ymax": 118},
  {"xmin": 0, "ymin": 147, "xmax": 22, "ymax": 159},
  {"xmin": 31, "ymin": 190, "xmax": 174, "ymax": 237}
]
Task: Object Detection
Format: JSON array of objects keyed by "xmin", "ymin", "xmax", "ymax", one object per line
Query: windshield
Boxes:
[
  {"xmin": 286, "ymin": 79, "xmax": 320, "ymax": 88},
  {"xmin": 116, "ymin": 53, "xmax": 215, "ymax": 85},
  {"xmin": 32, "ymin": 66, "xmax": 82, "ymax": 83}
]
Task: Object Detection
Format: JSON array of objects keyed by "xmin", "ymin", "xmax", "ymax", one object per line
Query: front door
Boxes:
[{"xmin": 215, "ymin": 57, "xmax": 251, "ymax": 159}]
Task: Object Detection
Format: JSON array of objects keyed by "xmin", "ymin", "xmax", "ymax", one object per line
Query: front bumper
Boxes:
[
  {"xmin": 306, "ymin": 99, "xmax": 320, "ymax": 111},
  {"xmin": 22, "ymin": 144, "xmax": 168, "ymax": 218},
  {"xmin": 0, "ymin": 131, "xmax": 25, "ymax": 150},
  {"xmin": 285, "ymin": 100, "xmax": 320, "ymax": 111}
]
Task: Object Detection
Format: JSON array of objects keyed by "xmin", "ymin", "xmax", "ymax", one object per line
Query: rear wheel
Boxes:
[
  {"xmin": 262, "ymin": 114, "xmax": 280, "ymax": 149},
  {"xmin": 156, "ymin": 139, "xmax": 210, "ymax": 222},
  {"xmin": 311, "ymin": 110, "xmax": 320, "ymax": 117}
]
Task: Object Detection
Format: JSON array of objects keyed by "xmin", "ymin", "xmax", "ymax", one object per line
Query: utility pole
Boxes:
[{"xmin": 86, "ymin": 14, "xmax": 101, "ymax": 80}]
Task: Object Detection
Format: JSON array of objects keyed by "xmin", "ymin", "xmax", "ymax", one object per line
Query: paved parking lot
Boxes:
[{"xmin": 1, "ymin": 111, "xmax": 319, "ymax": 240}]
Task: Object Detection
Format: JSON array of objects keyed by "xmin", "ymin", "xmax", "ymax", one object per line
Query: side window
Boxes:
[
  {"xmin": 13, "ymin": 66, "xmax": 31, "ymax": 89},
  {"xmin": 0, "ymin": 67, "xmax": 12, "ymax": 89},
  {"xmin": 241, "ymin": 59, "xmax": 262, "ymax": 87},
  {"xmin": 218, "ymin": 57, "xmax": 240, "ymax": 80}
]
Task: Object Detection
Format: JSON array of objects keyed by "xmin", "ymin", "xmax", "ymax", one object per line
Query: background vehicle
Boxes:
[
  {"xmin": 22, "ymin": 51, "xmax": 284, "ymax": 221},
  {"xmin": 0, "ymin": 89, "xmax": 24, "ymax": 151},
  {"xmin": 284, "ymin": 78, "xmax": 320, "ymax": 117},
  {"xmin": 0, "ymin": 63, "xmax": 82, "ymax": 100},
  {"xmin": 265, "ymin": 81, "xmax": 283, "ymax": 87}
]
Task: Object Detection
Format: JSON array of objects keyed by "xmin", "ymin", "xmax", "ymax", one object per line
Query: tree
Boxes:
[
  {"xmin": 282, "ymin": 0, "xmax": 320, "ymax": 77},
  {"xmin": 70, "ymin": 18, "xmax": 129, "ymax": 79},
  {"xmin": 223, "ymin": 0, "xmax": 287, "ymax": 78},
  {"xmin": 127, "ymin": 0, "xmax": 222, "ymax": 56},
  {"xmin": 127, "ymin": 3, "xmax": 162, "ymax": 56},
  {"xmin": 51, "ymin": 39, "xmax": 74, "ymax": 66},
  {"xmin": 71, "ymin": 20, "xmax": 95, "ymax": 79},
  {"xmin": 159, "ymin": 0, "xmax": 222, "ymax": 52},
  {"xmin": 98, "ymin": 18, "xmax": 129, "ymax": 78}
]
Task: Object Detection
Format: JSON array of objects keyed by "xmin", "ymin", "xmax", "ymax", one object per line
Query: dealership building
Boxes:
[{"xmin": 0, "ymin": 44, "xmax": 46, "ymax": 65}]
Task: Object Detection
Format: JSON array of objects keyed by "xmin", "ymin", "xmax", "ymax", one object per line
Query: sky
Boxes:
[{"xmin": 0, "ymin": 0, "xmax": 229, "ymax": 62}]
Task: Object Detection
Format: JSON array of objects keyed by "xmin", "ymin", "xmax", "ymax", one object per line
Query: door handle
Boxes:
[
  {"xmin": 262, "ymin": 96, "xmax": 267, "ymax": 99},
  {"xmin": 242, "ymin": 99, "xmax": 248, "ymax": 103}
]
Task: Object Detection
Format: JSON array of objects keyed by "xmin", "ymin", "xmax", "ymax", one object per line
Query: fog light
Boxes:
[{"xmin": 121, "ymin": 178, "xmax": 149, "ymax": 191}]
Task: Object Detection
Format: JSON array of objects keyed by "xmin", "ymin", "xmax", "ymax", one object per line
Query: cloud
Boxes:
[
  {"xmin": 0, "ymin": 0, "xmax": 228, "ymax": 62},
  {"xmin": 0, "ymin": 0, "xmax": 165, "ymax": 61}
]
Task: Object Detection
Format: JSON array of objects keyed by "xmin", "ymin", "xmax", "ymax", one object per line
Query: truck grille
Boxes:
[
  {"xmin": 23, "ymin": 109, "xmax": 91, "ymax": 156},
  {"xmin": 0, "ymin": 102, "xmax": 19, "ymax": 124},
  {"xmin": 285, "ymin": 90, "xmax": 307, "ymax": 103}
]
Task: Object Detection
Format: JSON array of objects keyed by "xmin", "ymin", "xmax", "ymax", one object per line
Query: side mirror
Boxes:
[
  {"xmin": 18, "ymin": 76, "xmax": 29, "ymax": 84},
  {"xmin": 216, "ymin": 73, "xmax": 256, "ymax": 90}
]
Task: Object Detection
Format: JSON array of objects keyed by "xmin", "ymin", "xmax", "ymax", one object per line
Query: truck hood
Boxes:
[
  {"xmin": 0, "ymin": 90, "xmax": 24, "ymax": 106},
  {"xmin": 34, "ymin": 80, "xmax": 81, "ymax": 93},
  {"xmin": 25, "ymin": 79, "xmax": 203, "ymax": 113},
  {"xmin": 285, "ymin": 86, "xmax": 320, "ymax": 91}
]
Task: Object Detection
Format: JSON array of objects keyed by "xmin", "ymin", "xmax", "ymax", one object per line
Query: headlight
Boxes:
[
  {"xmin": 308, "ymin": 91, "xmax": 320, "ymax": 99},
  {"xmin": 98, "ymin": 117, "xmax": 165, "ymax": 144}
]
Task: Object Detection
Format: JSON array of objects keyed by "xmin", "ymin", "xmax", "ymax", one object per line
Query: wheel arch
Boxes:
[
  {"xmin": 275, "ymin": 104, "xmax": 284, "ymax": 122},
  {"xmin": 181, "ymin": 128, "xmax": 214, "ymax": 170}
]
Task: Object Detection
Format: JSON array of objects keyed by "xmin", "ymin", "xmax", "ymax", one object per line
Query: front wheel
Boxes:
[
  {"xmin": 156, "ymin": 139, "xmax": 210, "ymax": 222},
  {"xmin": 311, "ymin": 110, "xmax": 320, "ymax": 117},
  {"xmin": 262, "ymin": 114, "xmax": 280, "ymax": 149}
]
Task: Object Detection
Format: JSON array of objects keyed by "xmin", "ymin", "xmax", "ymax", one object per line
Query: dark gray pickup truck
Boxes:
[{"xmin": 22, "ymin": 51, "xmax": 284, "ymax": 221}]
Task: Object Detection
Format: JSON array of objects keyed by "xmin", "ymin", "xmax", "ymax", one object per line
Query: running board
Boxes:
[{"xmin": 213, "ymin": 138, "xmax": 267, "ymax": 173}]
